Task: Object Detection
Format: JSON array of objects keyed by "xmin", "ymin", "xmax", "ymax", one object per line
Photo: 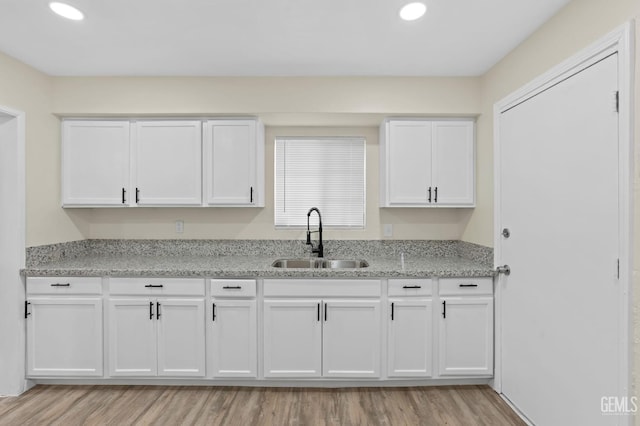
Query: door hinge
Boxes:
[{"xmin": 615, "ymin": 91, "xmax": 619, "ymax": 113}]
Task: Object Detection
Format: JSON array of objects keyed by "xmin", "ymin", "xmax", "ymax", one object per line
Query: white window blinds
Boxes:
[{"xmin": 275, "ymin": 137, "xmax": 366, "ymax": 228}]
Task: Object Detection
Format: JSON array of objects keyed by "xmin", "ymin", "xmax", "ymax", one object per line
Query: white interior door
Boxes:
[{"xmin": 497, "ymin": 53, "xmax": 622, "ymax": 425}]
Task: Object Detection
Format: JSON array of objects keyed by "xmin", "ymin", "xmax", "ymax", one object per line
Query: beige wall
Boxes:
[
  {"xmin": 49, "ymin": 76, "xmax": 481, "ymax": 242},
  {"xmin": 87, "ymin": 126, "xmax": 473, "ymax": 240},
  {"xmin": 463, "ymin": 0, "xmax": 640, "ymax": 247},
  {"xmin": 460, "ymin": 0, "xmax": 640, "ymax": 419},
  {"xmin": 0, "ymin": 51, "xmax": 87, "ymax": 247}
]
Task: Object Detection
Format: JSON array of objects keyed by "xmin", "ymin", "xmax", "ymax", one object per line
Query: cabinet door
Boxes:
[
  {"xmin": 263, "ymin": 299, "xmax": 322, "ymax": 378},
  {"xmin": 203, "ymin": 120, "xmax": 263, "ymax": 206},
  {"xmin": 156, "ymin": 298, "xmax": 206, "ymax": 377},
  {"xmin": 62, "ymin": 120, "xmax": 130, "ymax": 206},
  {"xmin": 388, "ymin": 299, "xmax": 433, "ymax": 377},
  {"xmin": 26, "ymin": 298, "xmax": 103, "ymax": 377},
  {"xmin": 108, "ymin": 299, "xmax": 157, "ymax": 376},
  {"xmin": 439, "ymin": 297, "xmax": 493, "ymax": 376},
  {"xmin": 386, "ymin": 120, "xmax": 432, "ymax": 205},
  {"xmin": 134, "ymin": 121, "xmax": 202, "ymax": 206},
  {"xmin": 431, "ymin": 121, "xmax": 475, "ymax": 206},
  {"xmin": 210, "ymin": 299, "xmax": 257, "ymax": 378},
  {"xmin": 322, "ymin": 300, "xmax": 381, "ymax": 378}
]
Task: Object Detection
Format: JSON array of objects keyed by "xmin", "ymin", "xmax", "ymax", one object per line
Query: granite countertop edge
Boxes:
[{"xmin": 21, "ymin": 255, "xmax": 495, "ymax": 279}]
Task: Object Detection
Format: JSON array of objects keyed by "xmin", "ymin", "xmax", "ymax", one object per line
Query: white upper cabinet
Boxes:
[
  {"xmin": 62, "ymin": 118, "xmax": 263, "ymax": 208},
  {"xmin": 203, "ymin": 119, "xmax": 265, "ymax": 207},
  {"xmin": 133, "ymin": 120, "xmax": 202, "ymax": 206},
  {"xmin": 62, "ymin": 120, "xmax": 130, "ymax": 207},
  {"xmin": 380, "ymin": 119, "xmax": 475, "ymax": 207}
]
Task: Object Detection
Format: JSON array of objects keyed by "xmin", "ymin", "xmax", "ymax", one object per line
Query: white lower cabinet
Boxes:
[
  {"xmin": 209, "ymin": 279, "xmax": 258, "ymax": 378},
  {"xmin": 108, "ymin": 298, "xmax": 206, "ymax": 377},
  {"xmin": 25, "ymin": 275, "xmax": 494, "ymax": 383},
  {"xmin": 263, "ymin": 299, "xmax": 381, "ymax": 378},
  {"xmin": 26, "ymin": 277, "xmax": 104, "ymax": 377},
  {"xmin": 263, "ymin": 300, "xmax": 322, "ymax": 377},
  {"xmin": 26, "ymin": 297, "xmax": 103, "ymax": 377},
  {"xmin": 322, "ymin": 300, "xmax": 381, "ymax": 378},
  {"xmin": 388, "ymin": 299, "xmax": 433, "ymax": 377},
  {"xmin": 438, "ymin": 278, "xmax": 494, "ymax": 376}
]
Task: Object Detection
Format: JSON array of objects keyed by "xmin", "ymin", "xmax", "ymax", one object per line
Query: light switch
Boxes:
[
  {"xmin": 175, "ymin": 220, "xmax": 184, "ymax": 234},
  {"xmin": 383, "ymin": 224, "xmax": 393, "ymax": 237}
]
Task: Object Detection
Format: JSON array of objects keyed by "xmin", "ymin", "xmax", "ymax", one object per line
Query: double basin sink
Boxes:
[{"xmin": 271, "ymin": 258, "xmax": 369, "ymax": 269}]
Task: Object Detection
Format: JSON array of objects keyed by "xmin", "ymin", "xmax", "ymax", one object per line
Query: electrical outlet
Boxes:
[
  {"xmin": 175, "ymin": 220, "xmax": 184, "ymax": 234},
  {"xmin": 383, "ymin": 224, "xmax": 393, "ymax": 237}
]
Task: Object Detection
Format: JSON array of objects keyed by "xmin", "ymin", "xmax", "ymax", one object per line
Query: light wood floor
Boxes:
[{"xmin": 0, "ymin": 385, "xmax": 525, "ymax": 426}]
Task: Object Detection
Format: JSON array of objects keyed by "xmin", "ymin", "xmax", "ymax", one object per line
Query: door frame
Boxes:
[
  {"xmin": 493, "ymin": 21, "xmax": 634, "ymax": 413},
  {"xmin": 0, "ymin": 104, "xmax": 27, "ymax": 396}
]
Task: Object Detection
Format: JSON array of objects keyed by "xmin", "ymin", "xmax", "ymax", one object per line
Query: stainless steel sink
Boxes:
[{"xmin": 271, "ymin": 258, "xmax": 369, "ymax": 269}]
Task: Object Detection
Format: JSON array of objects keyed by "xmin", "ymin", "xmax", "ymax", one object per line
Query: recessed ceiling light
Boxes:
[
  {"xmin": 399, "ymin": 2, "xmax": 427, "ymax": 21},
  {"xmin": 49, "ymin": 2, "xmax": 85, "ymax": 21}
]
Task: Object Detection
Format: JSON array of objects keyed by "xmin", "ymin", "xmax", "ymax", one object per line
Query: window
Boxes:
[{"xmin": 274, "ymin": 137, "xmax": 366, "ymax": 228}]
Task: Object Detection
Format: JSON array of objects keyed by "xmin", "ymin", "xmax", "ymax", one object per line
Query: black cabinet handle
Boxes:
[
  {"xmin": 434, "ymin": 187, "xmax": 438, "ymax": 203},
  {"xmin": 459, "ymin": 284, "xmax": 478, "ymax": 288},
  {"xmin": 324, "ymin": 303, "xmax": 327, "ymax": 322},
  {"xmin": 428, "ymin": 187, "xmax": 432, "ymax": 203},
  {"xmin": 149, "ymin": 301, "xmax": 154, "ymax": 320},
  {"xmin": 442, "ymin": 301, "xmax": 446, "ymax": 319},
  {"xmin": 250, "ymin": 187, "xmax": 253, "ymax": 203},
  {"xmin": 391, "ymin": 302, "xmax": 394, "ymax": 321},
  {"xmin": 122, "ymin": 188, "xmax": 126, "ymax": 204},
  {"xmin": 145, "ymin": 285, "xmax": 164, "ymax": 288},
  {"xmin": 25, "ymin": 301, "xmax": 31, "ymax": 318},
  {"xmin": 222, "ymin": 286, "xmax": 242, "ymax": 290},
  {"xmin": 212, "ymin": 303, "xmax": 216, "ymax": 322},
  {"xmin": 156, "ymin": 302, "xmax": 161, "ymax": 319},
  {"xmin": 136, "ymin": 188, "xmax": 140, "ymax": 204},
  {"xmin": 50, "ymin": 283, "xmax": 70, "ymax": 287},
  {"xmin": 402, "ymin": 285, "xmax": 421, "ymax": 289},
  {"xmin": 317, "ymin": 303, "xmax": 320, "ymax": 322}
]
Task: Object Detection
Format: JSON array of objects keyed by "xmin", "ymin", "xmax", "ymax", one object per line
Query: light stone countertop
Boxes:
[{"xmin": 22, "ymin": 254, "xmax": 494, "ymax": 278}]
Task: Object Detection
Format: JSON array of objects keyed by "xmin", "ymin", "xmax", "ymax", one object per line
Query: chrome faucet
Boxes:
[{"xmin": 306, "ymin": 207, "xmax": 324, "ymax": 258}]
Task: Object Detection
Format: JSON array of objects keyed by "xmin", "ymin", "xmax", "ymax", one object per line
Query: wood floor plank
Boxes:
[{"xmin": 0, "ymin": 385, "xmax": 526, "ymax": 426}]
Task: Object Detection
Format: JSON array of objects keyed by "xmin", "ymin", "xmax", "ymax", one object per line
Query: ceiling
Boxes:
[{"xmin": 0, "ymin": 0, "xmax": 571, "ymax": 77}]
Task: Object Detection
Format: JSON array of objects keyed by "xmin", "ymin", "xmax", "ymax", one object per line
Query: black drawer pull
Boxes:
[
  {"xmin": 212, "ymin": 303, "xmax": 216, "ymax": 322},
  {"xmin": 50, "ymin": 283, "xmax": 70, "ymax": 287},
  {"xmin": 222, "ymin": 286, "xmax": 242, "ymax": 290},
  {"xmin": 402, "ymin": 285, "xmax": 422, "ymax": 289},
  {"xmin": 391, "ymin": 302, "xmax": 395, "ymax": 321},
  {"xmin": 144, "ymin": 285, "xmax": 164, "ymax": 288},
  {"xmin": 25, "ymin": 301, "xmax": 31, "ymax": 318},
  {"xmin": 459, "ymin": 284, "xmax": 478, "ymax": 288}
]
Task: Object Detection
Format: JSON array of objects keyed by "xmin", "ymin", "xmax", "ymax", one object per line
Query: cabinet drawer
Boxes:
[
  {"xmin": 109, "ymin": 278, "xmax": 205, "ymax": 296},
  {"xmin": 439, "ymin": 278, "xmax": 493, "ymax": 296},
  {"xmin": 211, "ymin": 279, "xmax": 256, "ymax": 297},
  {"xmin": 264, "ymin": 279, "xmax": 381, "ymax": 297},
  {"xmin": 27, "ymin": 277, "xmax": 102, "ymax": 295},
  {"xmin": 388, "ymin": 279, "xmax": 432, "ymax": 296}
]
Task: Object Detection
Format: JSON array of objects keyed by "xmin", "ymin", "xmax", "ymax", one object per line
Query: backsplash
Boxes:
[{"xmin": 27, "ymin": 239, "xmax": 493, "ymax": 267}]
